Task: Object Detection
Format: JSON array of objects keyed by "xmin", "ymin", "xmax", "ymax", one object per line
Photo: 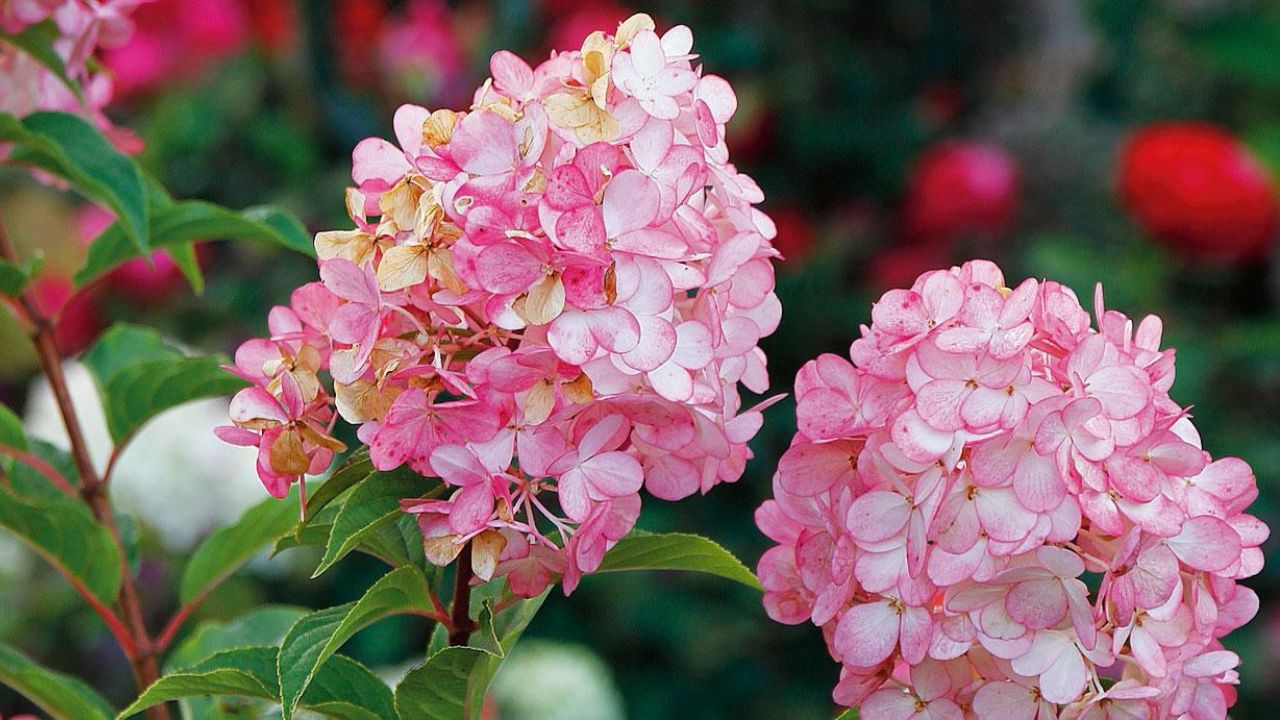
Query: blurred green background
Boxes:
[{"xmin": 3, "ymin": 0, "xmax": 1280, "ymax": 718}]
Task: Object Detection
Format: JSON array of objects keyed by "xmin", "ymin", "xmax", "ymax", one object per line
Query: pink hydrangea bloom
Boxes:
[
  {"xmin": 221, "ymin": 13, "xmax": 780, "ymax": 597},
  {"xmin": 0, "ymin": 0, "xmax": 144, "ymax": 150},
  {"xmin": 756, "ymin": 260, "xmax": 1267, "ymax": 718}
]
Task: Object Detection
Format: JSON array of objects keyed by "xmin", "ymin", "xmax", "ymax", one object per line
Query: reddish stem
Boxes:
[
  {"xmin": 448, "ymin": 542, "xmax": 477, "ymax": 646},
  {"xmin": 0, "ymin": 215, "xmax": 169, "ymax": 720}
]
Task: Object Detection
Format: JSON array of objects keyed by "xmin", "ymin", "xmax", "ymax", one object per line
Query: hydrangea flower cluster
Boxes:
[
  {"xmin": 1, "ymin": 0, "xmax": 142, "ymax": 148},
  {"xmin": 756, "ymin": 260, "xmax": 1266, "ymax": 718},
  {"xmin": 219, "ymin": 14, "xmax": 780, "ymax": 597}
]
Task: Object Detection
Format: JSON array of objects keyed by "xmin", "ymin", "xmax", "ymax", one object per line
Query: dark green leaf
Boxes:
[
  {"xmin": 166, "ymin": 605, "xmax": 309, "ymax": 672},
  {"xmin": 394, "ymin": 595, "xmax": 546, "ymax": 720},
  {"xmin": 0, "ymin": 484, "xmax": 120, "ymax": 604},
  {"xmin": 595, "ymin": 532, "xmax": 762, "ymax": 590},
  {"xmin": 118, "ymin": 647, "xmax": 393, "ymax": 720},
  {"xmin": 304, "ymin": 448, "xmax": 373, "ymax": 523},
  {"xmin": 0, "ymin": 112, "xmax": 148, "ymax": 252},
  {"xmin": 0, "ymin": 641, "xmax": 114, "ymax": 720},
  {"xmin": 76, "ymin": 200, "xmax": 314, "ymax": 288},
  {"xmin": 278, "ymin": 566, "xmax": 433, "ymax": 719},
  {"xmin": 312, "ymin": 470, "xmax": 438, "ymax": 577},
  {"xmin": 180, "ymin": 490, "xmax": 299, "ymax": 605}
]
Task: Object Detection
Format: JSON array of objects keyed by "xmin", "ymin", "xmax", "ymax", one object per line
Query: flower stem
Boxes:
[
  {"xmin": 448, "ymin": 542, "xmax": 478, "ymax": 646},
  {"xmin": 0, "ymin": 211, "xmax": 170, "ymax": 720}
]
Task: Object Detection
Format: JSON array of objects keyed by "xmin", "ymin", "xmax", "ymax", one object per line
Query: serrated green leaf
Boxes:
[
  {"xmin": 394, "ymin": 595, "xmax": 546, "ymax": 720},
  {"xmin": 0, "ymin": 21, "xmax": 83, "ymax": 102},
  {"xmin": 76, "ymin": 199, "xmax": 314, "ymax": 288},
  {"xmin": 0, "ymin": 111, "xmax": 148, "ymax": 253},
  {"xmin": 118, "ymin": 647, "xmax": 394, "ymax": 720},
  {"xmin": 0, "ymin": 485, "xmax": 120, "ymax": 604},
  {"xmin": 594, "ymin": 532, "xmax": 762, "ymax": 590},
  {"xmin": 313, "ymin": 470, "xmax": 439, "ymax": 576},
  {"xmin": 0, "ymin": 641, "xmax": 114, "ymax": 720},
  {"xmin": 279, "ymin": 566, "xmax": 433, "ymax": 719},
  {"xmin": 167, "ymin": 605, "xmax": 309, "ymax": 672},
  {"xmin": 180, "ymin": 490, "xmax": 299, "ymax": 605},
  {"xmin": 304, "ymin": 449, "xmax": 373, "ymax": 523}
]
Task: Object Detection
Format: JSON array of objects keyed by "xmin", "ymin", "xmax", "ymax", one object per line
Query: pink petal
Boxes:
[
  {"xmin": 1167, "ymin": 516, "xmax": 1241, "ymax": 572},
  {"xmin": 846, "ymin": 491, "xmax": 911, "ymax": 543},
  {"xmin": 490, "ymin": 50, "xmax": 533, "ymax": 98},
  {"xmin": 581, "ymin": 452, "xmax": 643, "ymax": 498},
  {"xmin": 833, "ymin": 600, "xmax": 900, "ymax": 668},
  {"xmin": 602, "ymin": 170, "xmax": 660, "ymax": 237},
  {"xmin": 475, "ymin": 242, "xmax": 543, "ymax": 294},
  {"xmin": 352, "ymin": 137, "xmax": 410, "ymax": 187},
  {"xmin": 777, "ymin": 440, "xmax": 857, "ymax": 496}
]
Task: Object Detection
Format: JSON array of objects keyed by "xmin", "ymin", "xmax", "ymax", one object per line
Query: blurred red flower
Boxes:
[
  {"xmin": 768, "ymin": 205, "xmax": 817, "ymax": 267},
  {"xmin": 102, "ymin": 0, "xmax": 251, "ymax": 97},
  {"xmin": 901, "ymin": 141, "xmax": 1019, "ymax": 247},
  {"xmin": 28, "ymin": 276, "xmax": 102, "ymax": 357},
  {"xmin": 544, "ymin": 1, "xmax": 632, "ymax": 52},
  {"xmin": 1118, "ymin": 123, "xmax": 1277, "ymax": 264}
]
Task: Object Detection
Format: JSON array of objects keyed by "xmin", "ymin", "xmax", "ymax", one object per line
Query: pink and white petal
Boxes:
[
  {"xmin": 647, "ymin": 361, "xmax": 694, "ymax": 402},
  {"xmin": 555, "ymin": 206, "xmax": 607, "ymax": 253},
  {"xmin": 352, "ymin": 137, "xmax": 411, "ymax": 187},
  {"xmin": 620, "ymin": 315, "xmax": 677, "ymax": 371},
  {"xmin": 587, "ymin": 307, "xmax": 642, "ymax": 354},
  {"xmin": 581, "ymin": 451, "xmax": 644, "ymax": 499},
  {"xmin": 846, "ymin": 491, "xmax": 912, "ymax": 543},
  {"xmin": 548, "ymin": 311, "xmax": 599, "ymax": 365},
  {"xmin": 833, "ymin": 600, "xmax": 900, "ymax": 668},
  {"xmin": 891, "ymin": 409, "xmax": 957, "ymax": 464},
  {"xmin": 1167, "ymin": 515, "xmax": 1242, "ymax": 572},
  {"xmin": 602, "ymin": 171, "xmax": 660, "ymax": 236}
]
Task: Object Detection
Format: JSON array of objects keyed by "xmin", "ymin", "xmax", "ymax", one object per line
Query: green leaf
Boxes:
[
  {"xmin": 0, "ymin": 403, "xmax": 27, "ymax": 451},
  {"xmin": 312, "ymin": 470, "xmax": 439, "ymax": 577},
  {"xmin": 304, "ymin": 448, "xmax": 373, "ymax": 522},
  {"xmin": 274, "ymin": 511, "xmax": 424, "ymax": 570},
  {"xmin": 179, "ymin": 490, "xmax": 299, "ymax": 605},
  {"xmin": 83, "ymin": 323, "xmax": 181, "ymax": 384},
  {"xmin": 278, "ymin": 566, "xmax": 433, "ymax": 719},
  {"xmin": 0, "ymin": 641, "xmax": 114, "ymax": 720},
  {"xmin": 0, "ymin": 21, "xmax": 83, "ymax": 102},
  {"xmin": 594, "ymin": 532, "xmax": 762, "ymax": 590},
  {"xmin": 834, "ymin": 710, "xmax": 859, "ymax": 720},
  {"xmin": 167, "ymin": 241, "xmax": 205, "ymax": 296},
  {"xmin": 0, "ymin": 112, "xmax": 148, "ymax": 253},
  {"xmin": 0, "ymin": 251, "xmax": 41, "ymax": 297},
  {"xmin": 0, "ymin": 485, "xmax": 120, "ymax": 604},
  {"xmin": 119, "ymin": 647, "xmax": 394, "ymax": 720},
  {"xmin": 83, "ymin": 323, "xmax": 247, "ymax": 443},
  {"xmin": 167, "ymin": 605, "xmax": 309, "ymax": 672},
  {"xmin": 76, "ymin": 199, "xmax": 314, "ymax": 288},
  {"xmin": 394, "ymin": 595, "xmax": 547, "ymax": 720}
]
